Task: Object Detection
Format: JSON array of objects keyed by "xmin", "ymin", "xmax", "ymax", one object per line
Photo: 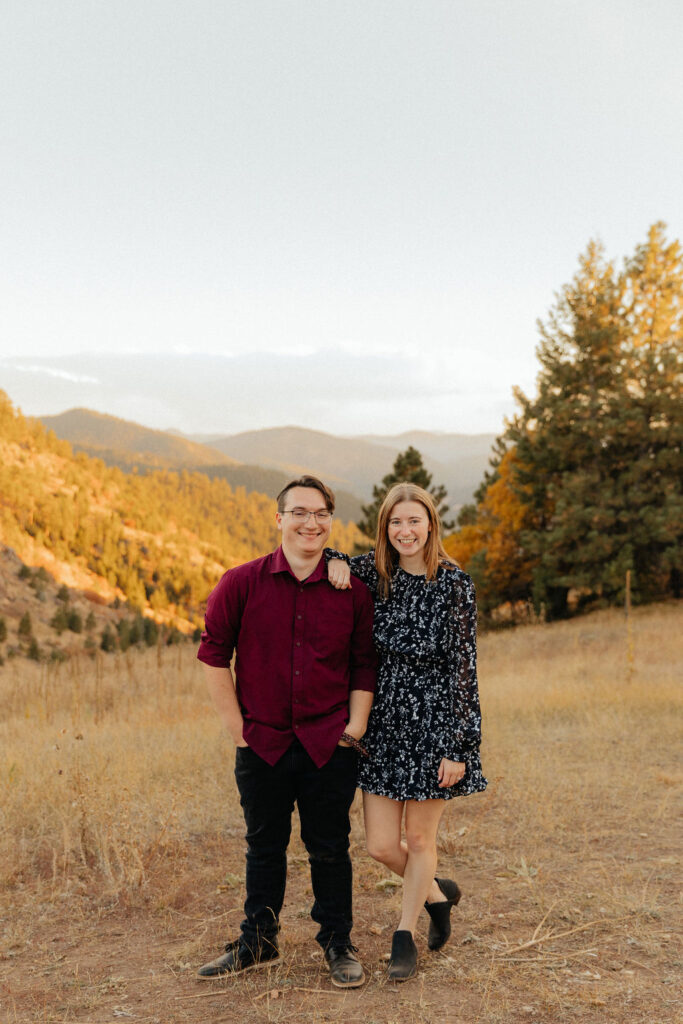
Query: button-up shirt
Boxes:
[{"xmin": 197, "ymin": 546, "xmax": 376, "ymax": 767}]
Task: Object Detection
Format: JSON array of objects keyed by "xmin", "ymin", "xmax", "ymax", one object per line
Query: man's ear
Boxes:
[{"xmin": 275, "ymin": 513, "xmax": 282, "ymax": 532}]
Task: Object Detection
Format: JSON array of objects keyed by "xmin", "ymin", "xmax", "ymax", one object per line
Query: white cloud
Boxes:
[{"xmin": 14, "ymin": 364, "xmax": 100, "ymax": 385}]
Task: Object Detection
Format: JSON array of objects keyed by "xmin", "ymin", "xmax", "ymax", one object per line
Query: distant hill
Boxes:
[
  {"xmin": 38, "ymin": 409, "xmax": 496, "ymax": 518},
  {"xmin": 358, "ymin": 430, "xmax": 497, "ymax": 508},
  {"xmin": 191, "ymin": 426, "xmax": 497, "ymax": 508},
  {"xmin": 38, "ymin": 409, "xmax": 363, "ymax": 522},
  {"xmin": 40, "ymin": 408, "xmax": 237, "ymax": 468},
  {"xmin": 0, "ymin": 392, "xmax": 364, "ymax": 655},
  {"xmin": 192, "ymin": 426, "xmax": 398, "ymax": 495},
  {"xmin": 359, "ymin": 430, "xmax": 497, "ymax": 462}
]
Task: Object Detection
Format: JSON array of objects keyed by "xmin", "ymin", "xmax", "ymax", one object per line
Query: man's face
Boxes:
[{"xmin": 276, "ymin": 486, "xmax": 333, "ymax": 560}]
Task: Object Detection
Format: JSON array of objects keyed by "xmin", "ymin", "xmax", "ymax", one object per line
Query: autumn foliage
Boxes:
[{"xmin": 0, "ymin": 393, "xmax": 363, "ymax": 633}]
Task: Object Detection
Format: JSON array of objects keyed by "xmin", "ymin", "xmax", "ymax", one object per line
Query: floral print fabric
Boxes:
[{"xmin": 343, "ymin": 551, "xmax": 487, "ymax": 802}]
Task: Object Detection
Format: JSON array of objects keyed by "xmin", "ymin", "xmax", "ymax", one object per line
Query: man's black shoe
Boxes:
[
  {"xmin": 424, "ymin": 877, "xmax": 462, "ymax": 951},
  {"xmin": 324, "ymin": 945, "xmax": 365, "ymax": 988},
  {"xmin": 387, "ymin": 929, "xmax": 418, "ymax": 981},
  {"xmin": 197, "ymin": 937, "xmax": 280, "ymax": 978}
]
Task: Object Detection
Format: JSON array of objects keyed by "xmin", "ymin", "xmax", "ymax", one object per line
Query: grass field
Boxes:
[{"xmin": 1, "ymin": 601, "xmax": 681, "ymax": 1023}]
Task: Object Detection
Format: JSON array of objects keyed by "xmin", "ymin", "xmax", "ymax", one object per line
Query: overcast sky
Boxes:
[{"xmin": 1, "ymin": 1, "xmax": 681, "ymax": 436}]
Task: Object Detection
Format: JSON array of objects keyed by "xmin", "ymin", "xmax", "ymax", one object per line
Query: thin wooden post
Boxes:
[{"xmin": 625, "ymin": 570, "xmax": 634, "ymax": 682}]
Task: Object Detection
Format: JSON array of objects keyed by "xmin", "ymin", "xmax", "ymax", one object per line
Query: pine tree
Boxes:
[
  {"xmin": 50, "ymin": 607, "xmax": 69, "ymax": 634},
  {"xmin": 117, "ymin": 619, "xmax": 132, "ymax": 651},
  {"xmin": 100, "ymin": 627, "xmax": 116, "ymax": 652},
  {"xmin": 448, "ymin": 223, "xmax": 682, "ymax": 616},
  {"xmin": 506, "ymin": 223, "xmax": 682, "ymax": 613},
  {"xmin": 18, "ymin": 612, "xmax": 32, "ymax": 638},
  {"xmin": 358, "ymin": 446, "xmax": 453, "ymax": 540},
  {"xmin": 143, "ymin": 617, "xmax": 158, "ymax": 647},
  {"xmin": 67, "ymin": 609, "xmax": 83, "ymax": 633}
]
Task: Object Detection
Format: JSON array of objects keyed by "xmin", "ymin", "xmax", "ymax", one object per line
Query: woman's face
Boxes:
[{"xmin": 386, "ymin": 500, "xmax": 431, "ymax": 558}]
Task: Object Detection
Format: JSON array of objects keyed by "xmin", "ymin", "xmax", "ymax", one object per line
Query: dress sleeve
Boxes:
[
  {"xmin": 440, "ymin": 572, "xmax": 483, "ymax": 763},
  {"xmin": 324, "ymin": 548, "xmax": 379, "ymax": 596}
]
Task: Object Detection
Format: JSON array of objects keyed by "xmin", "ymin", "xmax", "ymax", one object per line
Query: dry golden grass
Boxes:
[{"xmin": 1, "ymin": 602, "xmax": 681, "ymax": 1023}]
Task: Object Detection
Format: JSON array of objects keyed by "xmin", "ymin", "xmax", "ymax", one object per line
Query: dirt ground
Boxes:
[
  {"xmin": 3, "ymin": 796, "xmax": 680, "ymax": 1024},
  {"xmin": 2, "ymin": 603, "xmax": 681, "ymax": 1023}
]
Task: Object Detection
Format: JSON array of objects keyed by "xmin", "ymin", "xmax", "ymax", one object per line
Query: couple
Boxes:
[{"xmin": 196, "ymin": 474, "xmax": 486, "ymax": 986}]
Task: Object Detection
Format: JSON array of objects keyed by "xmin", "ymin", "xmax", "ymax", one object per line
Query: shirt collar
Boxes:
[{"xmin": 270, "ymin": 546, "xmax": 327, "ymax": 584}]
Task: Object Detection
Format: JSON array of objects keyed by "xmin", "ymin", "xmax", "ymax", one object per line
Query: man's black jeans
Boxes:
[{"xmin": 233, "ymin": 739, "xmax": 359, "ymax": 950}]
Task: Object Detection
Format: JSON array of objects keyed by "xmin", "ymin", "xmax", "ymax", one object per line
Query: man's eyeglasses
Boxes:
[{"xmin": 281, "ymin": 509, "xmax": 333, "ymax": 522}]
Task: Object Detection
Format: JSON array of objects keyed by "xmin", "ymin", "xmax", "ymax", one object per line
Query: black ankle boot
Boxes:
[
  {"xmin": 387, "ymin": 929, "xmax": 417, "ymax": 981},
  {"xmin": 424, "ymin": 877, "xmax": 462, "ymax": 951}
]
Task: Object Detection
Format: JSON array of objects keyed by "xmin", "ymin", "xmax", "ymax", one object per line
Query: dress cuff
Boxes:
[{"xmin": 323, "ymin": 547, "xmax": 350, "ymax": 564}]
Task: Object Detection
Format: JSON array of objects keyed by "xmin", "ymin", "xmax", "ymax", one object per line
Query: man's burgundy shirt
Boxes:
[{"xmin": 197, "ymin": 546, "xmax": 376, "ymax": 767}]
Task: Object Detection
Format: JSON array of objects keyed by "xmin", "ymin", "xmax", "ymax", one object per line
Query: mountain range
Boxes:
[{"xmin": 39, "ymin": 408, "xmax": 497, "ymax": 514}]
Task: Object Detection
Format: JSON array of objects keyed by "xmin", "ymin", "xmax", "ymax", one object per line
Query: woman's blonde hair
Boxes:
[{"xmin": 374, "ymin": 483, "xmax": 457, "ymax": 597}]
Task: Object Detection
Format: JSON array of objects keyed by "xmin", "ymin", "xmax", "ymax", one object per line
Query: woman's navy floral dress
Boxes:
[{"xmin": 346, "ymin": 551, "xmax": 487, "ymax": 802}]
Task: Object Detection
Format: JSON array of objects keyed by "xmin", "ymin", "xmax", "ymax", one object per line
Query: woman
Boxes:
[{"xmin": 328, "ymin": 483, "xmax": 486, "ymax": 981}]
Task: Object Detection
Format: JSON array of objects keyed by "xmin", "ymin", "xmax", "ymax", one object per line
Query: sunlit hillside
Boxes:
[{"xmin": 0, "ymin": 392, "xmax": 364, "ymax": 646}]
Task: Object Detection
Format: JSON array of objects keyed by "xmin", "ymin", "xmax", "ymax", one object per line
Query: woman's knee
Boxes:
[
  {"xmin": 404, "ymin": 828, "xmax": 433, "ymax": 855},
  {"xmin": 366, "ymin": 836, "xmax": 401, "ymax": 865}
]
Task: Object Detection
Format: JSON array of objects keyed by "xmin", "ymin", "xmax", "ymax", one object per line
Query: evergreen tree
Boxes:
[
  {"xmin": 511, "ymin": 225, "xmax": 681, "ymax": 612},
  {"xmin": 358, "ymin": 446, "xmax": 453, "ymax": 540},
  {"xmin": 0, "ymin": 617, "xmax": 6, "ymax": 643},
  {"xmin": 100, "ymin": 627, "xmax": 116, "ymax": 652},
  {"xmin": 129, "ymin": 615, "xmax": 144, "ymax": 646},
  {"xmin": 143, "ymin": 617, "xmax": 158, "ymax": 647},
  {"xmin": 448, "ymin": 223, "xmax": 682, "ymax": 616},
  {"xmin": 117, "ymin": 619, "xmax": 132, "ymax": 651},
  {"xmin": 18, "ymin": 612, "xmax": 32, "ymax": 638},
  {"xmin": 67, "ymin": 609, "xmax": 83, "ymax": 633},
  {"xmin": 50, "ymin": 607, "xmax": 69, "ymax": 634}
]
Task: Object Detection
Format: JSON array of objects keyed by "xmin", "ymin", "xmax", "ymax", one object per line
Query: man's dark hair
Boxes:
[{"xmin": 276, "ymin": 475, "xmax": 336, "ymax": 514}]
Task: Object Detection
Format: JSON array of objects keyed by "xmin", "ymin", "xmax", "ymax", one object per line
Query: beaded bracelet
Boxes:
[{"xmin": 340, "ymin": 732, "xmax": 369, "ymax": 757}]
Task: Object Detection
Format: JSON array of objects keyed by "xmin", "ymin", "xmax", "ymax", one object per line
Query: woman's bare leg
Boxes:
[
  {"xmin": 397, "ymin": 799, "xmax": 448, "ymax": 935},
  {"xmin": 363, "ymin": 791, "xmax": 406, "ymax": 875},
  {"xmin": 364, "ymin": 792, "xmax": 449, "ymax": 935}
]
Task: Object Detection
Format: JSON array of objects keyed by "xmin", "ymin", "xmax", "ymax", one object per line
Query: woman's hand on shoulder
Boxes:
[
  {"xmin": 438, "ymin": 758, "xmax": 465, "ymax": 788},
  {"xmin": 328, "ymin": 558, "xmax": 352, "ymax": 590}
]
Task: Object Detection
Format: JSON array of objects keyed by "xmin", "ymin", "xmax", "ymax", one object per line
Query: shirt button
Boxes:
[
  {"xmin": 296, "ymin": 641, "xmax": 301, "ymax": 647},
  {"xmin": 295, "ymin": 670, "xmax": 300, "ymax": 675},
  {"xmin": 297, "ymin": 614, "xmax": 302, "ymax": 620}
]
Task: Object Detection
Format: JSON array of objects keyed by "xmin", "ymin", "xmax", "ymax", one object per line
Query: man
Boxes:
[{"xmin": 196, "ymin": 475, "xmax": 376, "ymax": 988}]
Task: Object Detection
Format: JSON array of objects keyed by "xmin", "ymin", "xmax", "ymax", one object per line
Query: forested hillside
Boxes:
[
  {"xmin": 39, "ymin": 408, "xmax": 363, "ymax": 521},
  {"xmin": 40, "ymin": 407, "xmax": 239, "ymax": 468},
  {"xmin": 0, "ymin": 393, "xmax": 363, "ymax": 641}
]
